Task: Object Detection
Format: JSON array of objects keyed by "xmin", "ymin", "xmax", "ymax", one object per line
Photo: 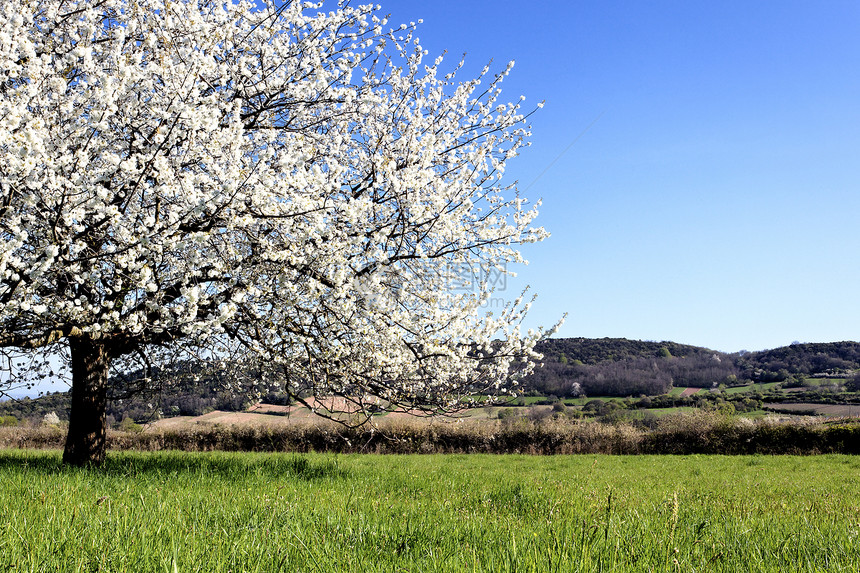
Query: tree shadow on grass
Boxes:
[{"xmin": 0, "ymin": 449, "xmax": 347, "ymax": 480}]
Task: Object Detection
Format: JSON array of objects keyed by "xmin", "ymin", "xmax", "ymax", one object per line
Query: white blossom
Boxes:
[{"xmin": 0, "ymin": 0, "xmax": 558, "ymax": 425}]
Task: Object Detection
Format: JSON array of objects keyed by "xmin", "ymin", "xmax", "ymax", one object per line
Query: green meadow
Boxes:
[{"xmin": 1, "ymin": 450, "xmax": 858, "ymax": 572}]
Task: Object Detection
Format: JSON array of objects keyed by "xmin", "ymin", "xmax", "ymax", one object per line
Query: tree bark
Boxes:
[{"xmin": 63, "ymin": 339, "xmax": 111, "ymax": 466}]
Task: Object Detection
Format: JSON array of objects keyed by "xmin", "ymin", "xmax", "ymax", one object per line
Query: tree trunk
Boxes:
[{"xmin": 63, "ymin": 339, "xmax": 111, "ymax": 466}]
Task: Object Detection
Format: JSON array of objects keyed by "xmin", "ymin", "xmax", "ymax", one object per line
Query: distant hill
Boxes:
[
  {"xmin": 520, "ymin": 338, "xmax": 860, "ymax": 397},
  {"xmin": 739, "ymin": 342, "xmax": 860, "ymax": 378},
  {"xmin": 2, "ymin": 338, "xmax": 858, "ymax": 422},
  {"xmin": 534, "ymin": 337, "xmax": 718, "ymax": 365}
]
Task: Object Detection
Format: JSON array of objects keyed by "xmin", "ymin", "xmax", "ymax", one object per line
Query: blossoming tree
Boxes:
[{"xmin": 0, "ymin": 0, "xmax": 553, "ymax": 465}]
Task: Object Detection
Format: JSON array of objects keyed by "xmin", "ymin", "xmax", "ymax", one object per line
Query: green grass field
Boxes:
[
  {"xmin": 564, "ymin": 396, "xmax": 629, "ymax": 406},
  {"xmin": 632, "ymin": 406, "xmax": 698, "ymax": 417},
  {"xmin": 723, "ymin": 383, "xmax": 782, "ymax": 395},
  {"xmin": 2, "ymin": 450, "xmax": 858, "ymax": 572}
]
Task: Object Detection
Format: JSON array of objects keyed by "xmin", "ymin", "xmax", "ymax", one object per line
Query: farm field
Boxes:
[
  {"xmin": 766, "ymin": 402, "xmax": 860, "ymax": 417},
  {"xmin": 1, "ymin": 450, "xmax": 858, "ymax": 572}
]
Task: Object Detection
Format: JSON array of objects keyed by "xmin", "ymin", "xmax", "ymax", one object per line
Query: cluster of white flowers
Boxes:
[{"xmin": 0, "ymin": 0, "xmax": 558, "ymax": 409}]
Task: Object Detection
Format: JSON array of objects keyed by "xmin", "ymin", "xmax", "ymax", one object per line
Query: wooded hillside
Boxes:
[
  {"xmin": 3, "ymin": 339, "xmax": 858, "ymax": 421},
  {"xmin": 519, "ymin": 339, "xmax": 860, "ymax": 397}
]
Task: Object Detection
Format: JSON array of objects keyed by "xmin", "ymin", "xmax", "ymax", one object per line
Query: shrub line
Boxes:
[{"xmin": 3, "ymin": 413, "xmax": 859, "ymax": 455}]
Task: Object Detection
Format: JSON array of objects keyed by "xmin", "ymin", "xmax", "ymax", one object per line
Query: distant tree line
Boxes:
[
  {"xmin": 0, "ymin": 360, "xmax": 292, "ymax": 425},
  {"xmin": 523, "ymin": 353, "xmax": 735, "ymax": 397},
  {"xmin": 736, "ymin": 342, "xmax": 860, "ymax": 379},
  {"xmin": 519, "ymin": 338, "xmax": 860, "ymax": 397},
  {"xmin": 535, "ymin": 338, "xmax": 710, "ymax": 365},
  {"xmin": 3, "ymin": 338, "xmax": 859, "ymax": 421}
]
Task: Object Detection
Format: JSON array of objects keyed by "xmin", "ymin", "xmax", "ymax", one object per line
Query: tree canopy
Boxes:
[{"xmin": 0, "ymin": 0, "xmax": 552, "ymax": 464}]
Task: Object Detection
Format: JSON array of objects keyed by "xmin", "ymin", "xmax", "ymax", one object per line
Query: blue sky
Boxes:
[{"xmin": 380, "ymin": 0, "xmax": 860, "ymax": 352}]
